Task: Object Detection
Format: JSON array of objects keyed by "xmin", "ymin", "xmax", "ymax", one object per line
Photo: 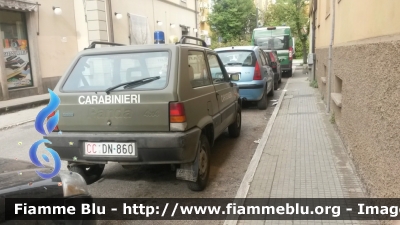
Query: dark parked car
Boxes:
[
  {"xmin": 0, "ymin": 158, "xmax": 95, "ymax": 224},
  {"xmin": 263, "ymin": 50, "xmax": 282, "ymax": 89}
]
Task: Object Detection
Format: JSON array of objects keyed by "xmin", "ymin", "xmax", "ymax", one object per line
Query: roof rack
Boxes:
[
  {"xmin": 178, "ymin": 36, "xmax": 207, "ymax": 47},
  {"xmin": 84, "ymin": 41, "xmax": 125, "ymax": 50}
]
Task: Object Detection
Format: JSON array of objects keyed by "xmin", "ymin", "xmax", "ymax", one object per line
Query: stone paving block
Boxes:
[{"xmin": 243, "ymin": 75, "xmax": 375, "ymax": 224}]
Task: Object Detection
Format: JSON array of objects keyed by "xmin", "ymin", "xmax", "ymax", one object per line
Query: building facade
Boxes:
[
  {"xmin": 309, "ymin": 0, "xmax": 400, "ymax": 197},
  {"xmin": 198, "ymin": 0, "xmax": 212, "ymax": 44},
  {"xmin": 0, "ymin": 0, "xmax": 198, "ymax": 101}
]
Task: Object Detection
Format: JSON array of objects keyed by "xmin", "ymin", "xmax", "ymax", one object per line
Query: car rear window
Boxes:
[
  {"xmin": 256, "ymin": 35, "xmax": 289, "ymax": 50},
  {"xmin": 217, "ymin": 51, "xmax": 256, "ymax": 67},
  {"xmin": 62, "ymin": 51, "xmax": 169, "ymax": 92},
  {"xmin": 268, "ymin": 52, "xmax": 276, "ymax": 62}
]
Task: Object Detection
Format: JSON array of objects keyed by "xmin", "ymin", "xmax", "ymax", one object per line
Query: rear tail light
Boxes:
[
  {"xmin": 47, "ymin": 111, "xmax": 59, "ymax": 132},
  {"xmin": 253, "ymin": 61, "xmax": 262, "ymax": 80},
  {"xmin": 269, "ymin": 53, "xmax": 276, "ymax": 68},
  {"xmin": 169, "ymin": 102, "xmax": 187, "ymax": 131},
  {"xmin": 289, "ymin": 47, "xmax": 293, "ymax": 61}
]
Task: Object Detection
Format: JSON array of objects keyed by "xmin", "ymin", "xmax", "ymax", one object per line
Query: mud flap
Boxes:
[{"xmin": 176, "ymin": 144, "xmax": 200, "ymax": 182}]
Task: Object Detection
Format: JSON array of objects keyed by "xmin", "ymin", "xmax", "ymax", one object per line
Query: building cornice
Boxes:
[{"xmin": 158, "ymin": 0, "xmax": 198, "ymax": 13}]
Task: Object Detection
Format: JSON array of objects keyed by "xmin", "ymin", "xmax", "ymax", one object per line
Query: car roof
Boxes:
[
  {"xmin": 262, "ymin": 49, "xmax": 278, "ymax": 53},
  {"xmin": 214, "ymin": 46, "xmax": 258, "ymax": 52},
  {"xmin": 77, "ymin": 43, "xmax": 213, "ymax": 56},
  {"xmin": 254, "ymin": 26, "xmax": 290, "ymax": 31}
]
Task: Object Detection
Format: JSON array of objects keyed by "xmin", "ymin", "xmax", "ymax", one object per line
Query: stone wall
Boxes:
[
  {"xmin": 315, "ymin": 39, "xmax": 400, "ymax": 198},
  {"xmin": 41, "ymin": 76, "xmax": 62, "ymax": 93}
]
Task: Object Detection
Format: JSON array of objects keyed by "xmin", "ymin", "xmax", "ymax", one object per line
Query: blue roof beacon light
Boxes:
[{"xmin": 154, "ymin": 31, "xmax": 165, "ymax": 44}]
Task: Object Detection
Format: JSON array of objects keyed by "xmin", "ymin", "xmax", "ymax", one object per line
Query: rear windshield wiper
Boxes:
[{"xmin": 105, "ymin": 76, "xmax": 160, "ymax": 94}]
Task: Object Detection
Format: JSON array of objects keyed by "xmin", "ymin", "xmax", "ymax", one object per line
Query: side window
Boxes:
[
  {"xmin": 188, "ymin": 51, "xmax": 211, "ymax": 88},
  {"xmin": 207, "ymin": 54, "xmax": 228, "ymax": 84}
]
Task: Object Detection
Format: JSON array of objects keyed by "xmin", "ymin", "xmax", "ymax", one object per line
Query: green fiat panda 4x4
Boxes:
[{"xmin": 44, "ymin": 36, "xmax": 242, "ymax": 191}]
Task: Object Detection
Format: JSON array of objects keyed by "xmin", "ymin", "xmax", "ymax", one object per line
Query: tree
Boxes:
[
  {"xmin": 208, "ymin": 0, "xmax": 257, "ymax": 43},
  {"xmin": 263, "ymin": 0, "xmax": 310, "ymax": 63}
]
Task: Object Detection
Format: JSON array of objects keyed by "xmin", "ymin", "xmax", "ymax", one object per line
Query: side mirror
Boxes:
[{"xmin": 229, "ymin": 72, "xmax": 240, "ymax": 81}]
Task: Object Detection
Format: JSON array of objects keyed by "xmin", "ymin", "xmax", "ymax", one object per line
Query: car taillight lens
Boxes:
[
  {"xmin": 170, "ymin": 102, "xmax": 186, "ymax": 123},
  {"xmin": 169, "ymin": 102, "xmax": 187, "ymax": 131},
  {"xmin": 47, "ymin": 111, "xmax": 59, "ymax": 132},
  {"xmin": 289, "ymin": 47, "xmax": 293, "ymax": 61},
  {"xmin": 253, "ymin": 61, "xmax": 262, "ymax": 80}
]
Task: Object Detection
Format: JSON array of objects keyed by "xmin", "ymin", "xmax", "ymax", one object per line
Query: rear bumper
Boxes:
[
  {"xmin": 280, "ymin": 62, "xmax": 292, "ymax": 71},
  {"xmin": 236, "ymin": 81, "xmax": 265, "ymax": 101},
  {"xmin": 237, "ymin": 83, "xmax": 264, "ymax": 89},
  {"xmin": 44, "ymin": 128, "xmax": 201, "ymax": 165}
]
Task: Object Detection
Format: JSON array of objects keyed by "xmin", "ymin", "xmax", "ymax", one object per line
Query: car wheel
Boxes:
[
  {"xmin": 257, "ymin": 88, "xmax": 268, "ymax": 110},
  {"xmin": 69, "ymin": 164, "xmax": 105, "ymax": 185},
  {"xmin": 268, "ymin": 82, "xmax": 275, "ymax": 97},
  {"xmin": 228, "ymin": 108, "xmax": 241, "ymax": 138},
  {"xmin": 274, "ymin": 80, "xmax": 279, "ymax": 90},
  {"xmin": 187, "ymin": 134, "xmax": 210, "ymax": 191},
  {"xmin": 288, "ymin": 69, "xmax": 293, "ymax": 77}
]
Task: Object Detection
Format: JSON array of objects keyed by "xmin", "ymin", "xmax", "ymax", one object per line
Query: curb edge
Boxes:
[{"xmin": 223, "ymin": 78, "xmax": 291, "ymax": 225}]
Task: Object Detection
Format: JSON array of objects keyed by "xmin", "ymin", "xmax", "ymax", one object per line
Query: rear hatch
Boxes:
[
  {"xmin": 257, "ymin": 34, "xmax": 291, "ymax": 67},
  {"xmin": 216, "ymin": 50, "xmax": 256, "ymax": 82},
  {"xmin": 55, "ymin": 51, "xmax": 174, "ymax": 132}
]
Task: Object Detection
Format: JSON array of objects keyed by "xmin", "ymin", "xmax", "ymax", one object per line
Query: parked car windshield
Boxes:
[
  {"xmin": 255, "ymin": 35, "xmax": 289, "ymax": 50},
  {"xmin": 217, "ymin": 51, "xmax": 256, "ymax": 67},
  {"xmin": 62, "ymin": 52, "xmax": 170, "ymax": 92}
]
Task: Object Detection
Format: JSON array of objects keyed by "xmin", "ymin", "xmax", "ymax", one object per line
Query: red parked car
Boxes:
[{"xmin": 263, "ymin": 50, "xmax": 282, "ymax": 89}]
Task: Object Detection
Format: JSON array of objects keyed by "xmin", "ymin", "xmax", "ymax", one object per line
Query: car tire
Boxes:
[
  {"xmin": 69, "ymin": 164, "xmax": 105, "ymax": 185},
  {"xmin": 228, "ymin": 108, "xmax": 241, "ymax": 138},
  {"xmin": 288, "ymin": 69, "xmax": 293, "ymax": 77},
  {"xmin": 274, "ymin": 80, "xmax": 279, "ymax": 90},
  {"xmin": 187, "ymin": 134, "xmax": 210, "ymax": 191},
  {"xmin": 268, "ymin": 82, "xmax": 275, "ymax": 97},
  {"xmin": 257, "ymin": 88, "xmax": 268, "ymax": 110}
]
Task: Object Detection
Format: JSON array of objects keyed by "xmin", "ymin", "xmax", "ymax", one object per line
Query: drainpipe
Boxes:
[
  {"xmin": 195, "ymin": 0, "xmax": 198, "ymax": 38},
  {"xmin": 0, "ymin": 36, "xmax": 9, "ymax": 100},
  {"xmin": 311, "ymin": 0, "xmax": 316, "ymax": 81},
  {"xmin": 326, "ymin": 0, "xmax": 335, "ymax": 113},
  {"xmin": 106, "ymin": 0, "xmax": 114, "ymax": 42}
]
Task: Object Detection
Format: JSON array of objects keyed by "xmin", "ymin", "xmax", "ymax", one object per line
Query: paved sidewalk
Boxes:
[
  {"xmin": 0, "ymin": 93, "xmax": 49, "ymax": 113},
  {"xmin": 233, "ymin": 73, "xmax": 375, "ymax": 225}
]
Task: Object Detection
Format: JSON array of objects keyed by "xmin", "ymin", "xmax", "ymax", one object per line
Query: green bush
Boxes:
[
  {"xmin": 330, "ymin": 112, "xmax": 336, "ymax": 124},
  {"xmin": 309, "ymin": 80, "xmax": 318, "ymax": 88}
]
